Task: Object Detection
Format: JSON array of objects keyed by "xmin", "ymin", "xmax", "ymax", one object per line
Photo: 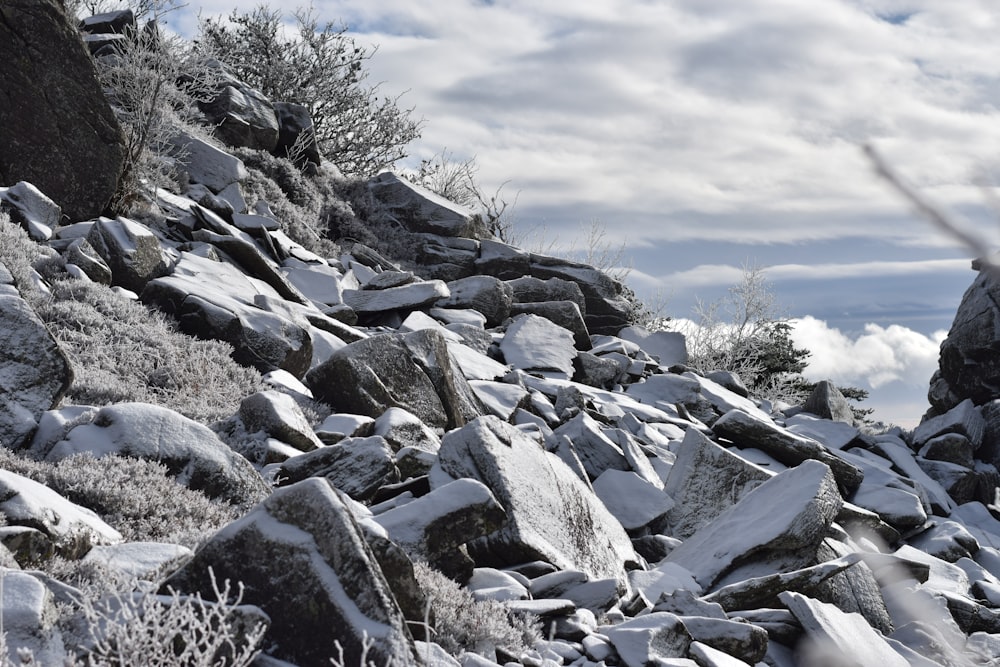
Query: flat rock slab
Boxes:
[
  {"xmin": 501, "ymin": 314, "xmax": 577, "ymax": 378},
  {"xmin": 344, "ymin": 280, "xmax": 450, "ymax": 315},
  {"xmin": 434, "ymin": 416, "xmax": 639, "ymax": 585},
  {"xmin": 666, "ymin": 460, "xmax": 843, "ymax": 589},
  {"xmin": 603, "ymin": 612, "xmax": 693, "ymax": 667},
  {"xmin": 712, "ymin": 409, "xmax": 864, "ymax": 495},
  {"xmin": 779, "ymin": 591, "xmax": 909, "ymax": 667},
  {"xmin": 592, "ymin": 469, "xmax": 674, "ymax": 532}
]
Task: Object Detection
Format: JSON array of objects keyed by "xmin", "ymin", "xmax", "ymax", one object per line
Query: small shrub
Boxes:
[
  {"xmin": 412, "ymin": 562, "xmax": 540, "ymax": 658},
  {"xmin": 0, "ymin": 450, "xmax": 243, "ymax": 547}
]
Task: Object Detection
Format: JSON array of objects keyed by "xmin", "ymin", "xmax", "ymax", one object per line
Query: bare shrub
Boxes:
[
  {"xmin": 198, "ymin": 5, "xmax": 422, "ymax": 177},
  {"xmin": 0, "ymin": 450, "xmax": 243, "ymax": 547},
  {"xmin": 412, "ymin": 562, "xmax": 540, "ymax": 659}
]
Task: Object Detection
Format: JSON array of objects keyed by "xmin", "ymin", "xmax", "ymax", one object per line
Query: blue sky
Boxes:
[{"xmin": 162, "ymin": 0, "xmax": 1000, "ymax": 426}]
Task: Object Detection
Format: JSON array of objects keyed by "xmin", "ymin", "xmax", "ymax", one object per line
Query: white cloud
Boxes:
[{"xmin": 789, "ymin": 315, "xmax": 946, "ymax": 389}]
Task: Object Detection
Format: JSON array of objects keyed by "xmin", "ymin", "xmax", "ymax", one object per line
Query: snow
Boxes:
[
  {"xmin": 447, "ymin": 343, "xmax": 510, "ymax": 381},
  {"xmin": 683, "ymin": 372, "xmax": 770, "ymax": 421},
  {"xmin": 628, "ymin": 562, "xmax": 702, "ymax": 601},
  {"xmin": 428, "ymin": 306, "xmax": 487, "ymax": 327},
  {"xmin": 500, "ymin": 314, "xmax": 577, "ymax": 378},
  {"xmin": 82, "ymin": 542, "xmax": 192, "ymax": 578},
  {"xmin": 592, "ymin": 469, "xmax": 674, "ymax": 531},
  {"xmin": 665, "ymin": 459, "xmax": 841, "ymax": 588},
  {"xmin": 469, "ymin": 380, "xmax": 528, "ymax": 420},
  {"xmin": 785, "ymin": 413, "xmax": 860, "ymax": 450},
  {"xmin": 280, "ymin": 257, "xmax": 344, "ymax": 307}
]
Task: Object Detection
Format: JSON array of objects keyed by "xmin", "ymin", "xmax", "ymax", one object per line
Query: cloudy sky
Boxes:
[{"xmin": 164, "ymin": 0, "xmax": 1000, "ymax": 426}]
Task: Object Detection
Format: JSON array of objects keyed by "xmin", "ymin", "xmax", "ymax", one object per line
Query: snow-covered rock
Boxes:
[
  {"xmin": 163, "ymin": 477, "xmax": 420, "ymax": 666},
  {"xmin": 277, "ymin": 435, "xmax": 398, "ymax": 502},
  {"xmin": 434, "ymin": 416, "xmax": 640, "ymax": 584},
  {"xmin": 500, "ymin": 314, "xmax": 577, "ymax": 378}
]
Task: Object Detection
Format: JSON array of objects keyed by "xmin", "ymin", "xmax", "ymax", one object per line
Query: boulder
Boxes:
[
  {"xmin": 141, "ymin": 252, "xmax": 313, "ymax": 377},
  {"xmin": 602, "ymin": 612, "xmax": 693, "ymax": 667},
  {"xmin": 0, "ymin": 182, "xmax": 61, "ymax": 240},
  {"xmin": 37, "ymin": 402, "xmax": 269, "ymax": 505},
  {"xmin": 803, "ymin": 380, "xmax": 855, "ymax": 424},
  {"xmin": 163, "ymin": 478, "xmax": 419, "ymax": 667},
  {"xmin": 79, "ymin": 9, "xmax": 135, "ymax": 34},
  {"xmin": 506, "ymin": 275, "xmax": 587, "ymax": 313},
  {"xmin": 553, "ymin": 413, "xmax": 629, "ymax": 480},
  {"xmin": 277, "ymin": 435, "xmax": 399, "ymax": 502},
  {"xmin": 86, "ymin": 216, "xmax": 169, "ymax": 293},
  {"xmin": 526, "ymin": 253, "xmax": 634, "ymax": 335},
  {"xmin": 663, "ymin": 429, "xmax": 773, "ymax": 540},
  {"xmin": 0, "ymin": 0, "xmax": 125, "ymax": 220},
  {"xmin": 500, "ymin": 314, "xmax": 577, "ymax": 378},
  {"xmin": 65, "ymin": 237, "xmax": 112, "ymax": 284},
  {"xmin": 438, "ymin": 275, "xmax": 512, "ymax": 327},
  {"xmin": 779, "ymin": 591, "xmax": 909, "ymax": 667},
  {"xmin": 0, "ymin": 271, "xmax": 74, "ymax": 450},
  {"xmin": 0, "ymin": 570, "xmax": 68, "ymax": 666},
  {"xmin": 273, "ymin": 101, "xmax": 321, "ymax": 168},
  {"xmin": 591, "ymin": 469, "xmax": 674, "ymax": 532},
  {"xmin": 509, "ymin": 300, "xmax": 591, "ymax": 350},
  {"xmin": 167, "ymin": 132, "xmax": 248, "ymax": 194},
  {"xmin": 913, "ymin": 398, "xmax": 984, "ymax": 449},
  {"xmin": 0, "ymin": 469, "xmax": 121, "ymax": 559},
  {"xmin": 307, "ymin": 329, "xmax": 484, "ymax": 430},
  {"xmin": 665, "ymin": 460, "xmax": 843, "ymax": 589},
  {"xmin": 373, "ymin": 478, "xmax": 507, "ymax": 582},
  {"xmin": 434, "ymin": 416, "xmax": 639, "ymax": 584},
  {"xmin": 712, "ymin": 409, "xmax": 864, "ymax": 495},
  {"xmin": 199, "ymin": 61, "xmax": 279, "ymax": 152},
  {"xmin": 678, "ymin": 616, "xmax": 768, "ymax": 665},
  {"xmin": 368, "ymin": 172, "xmax": 483, "ymax": 238},
  {"xmin": 239, "ymin": 390, "xmax": 322, "ymax": 452}
]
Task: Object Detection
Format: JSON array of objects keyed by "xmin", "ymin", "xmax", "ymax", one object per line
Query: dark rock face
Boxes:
[
  {"xmin": 931, "ymin": 267, "xmax": 1000, "ymax": 413},
  {"xmin": 0, "ymin": 266, "xmax": 73, "ymax": 449},
  {"xmin": 273, "ymin": 101, "xmax": 321, "ymax": 168},
  {"xmin": 0, "ymin": 0, "xmax": 125, "ymax": 220},
  {"xmin": 199, "ymin": 62, "xmax": 279, "ymax": 153},
  {"xmin": 305, "ymin": 329, "xmax": 484, "ymax": 430}
]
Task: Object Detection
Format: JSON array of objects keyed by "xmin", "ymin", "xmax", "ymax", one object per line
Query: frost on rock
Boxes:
[{"xmin": 435, "ymin": 416, "xmax": 639, "ymax": 585}]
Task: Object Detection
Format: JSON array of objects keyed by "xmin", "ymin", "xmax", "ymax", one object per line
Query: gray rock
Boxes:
[
  {"xmin": 510, "ymin": 300, "xmax": 591, "ymax": 351},
  {"xmin": 163, "ymin": 478, "xmax": 419, "ymax": 667},
  {"xmin": 369, "ymin": 172, "xmax": 483, "ymax": 237},
  {"xmin": 374, "ymin": 478, "xmax": 507, "ymax": 582},
  {"xmin": 663, "ymin": 429, "xmax": 772, "ymax": 540},
  {"xmin": 665, "ymin": 460, "xmax": 843, "ymax": 589},
  {"xmin": 913, "ymin": 398, "xmax": 984, "ymax": 449},
  {"xmin": 527, "ymin": 254, "xmax": 634, "ymax": 336},
  {"xmin": 86, "ymin": 217, "xmax": 170, "ymax": 293},
  {"xmin": 626, "ymin": 373, "xmax": 717, "ymax": 425},
  {"xmin": 373, "ymin": 407, "xmax": 440, "ymax": 455},
  {"xmin": 277, "ymin": 435, "xmax": 399, "ymax": 502},
  {"xmin": 273, "ymin": 101, "xmax": 321, "ymax": 168},
  {"xmin": 239, "ymin": 390, "xmax": 322, "ymax": 452},
  {"xmin": 779, "ymin": 591, "xmax": 908, "ymax": 667},
  {"xmin": 501, "ymin": 314, "xmax": 577, "ymax": 378},
  {"xmin": 344, "ymin": 280, "xmax": 450, "ymax": 315},
  {"xmin": 0, "ymin": 0, "xmax": 124, "ymax": 220},
  {"xmin": 39, "ymin": 402, "xmax": 268, "ymax": 504},
  {"xmin": 0, "ymin": 278, "xmax": 74, "ymax": 449},
  {"xmin": 199, "ymin": 61, "xmax": 279, "ymax": 152},
  {"xmin": 602, "ymin": 612, "xmax": 692, "ymax": 667},
  {"xmin": 678, "ymin": 616, "xmax": 768, "ymax": 665},
  {"xmin": 712, "ymin": 409, "xmax": 864, "ymax": 495},
  {"xmin": 592, "ymin": 469, "xmax": 674, "ymax": 532},
  {"xmin": 553, "ymin": 413, "xmax": 629, "ymax": 481},
  {"xmin": 0, "ymin": 470, "xmax": 121, "ymax": 559},
  {"xmin": 168, "ymin": 132, "xmax": 248, "ymax": 194},
  {"xmin": 0, "ymin": 182, "xmax": 60, "ymax": 240},
  {"xmin": 932, "ymin": 266, "xmax": 1000, "ymax": 411},
  {"xmin": 803, "ymin": 380, "xmax": 855, "ymax": 424},
  {"xmin": 918, "ymin": 432, "xmax": 975, "ymax": 468},
  {"xmin": 438, "ymin": 275, "xmax": 512, "ymax": 327},
  {"xmin": 79, "ymin": 9, "xmax": 135, "ymax": 34},
  {"xmin": 0, "ymin": 570, "xmax": 67, "ymax": 666},
  {"xmin": 434, "ymin": 416, "xmax": 639, "ymax": 584},
  {"xmin": 65, "ymin": 237, "xmax": 112, "ymax": 284},
  {"xmin": 506, "ymin": 275, "xmax": 587, "ymax": 313}
]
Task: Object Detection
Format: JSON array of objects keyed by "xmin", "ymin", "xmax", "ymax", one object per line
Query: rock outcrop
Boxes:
[{"xmin": 0, "ymin": 0, "xmax": 124, "ymax": 220}]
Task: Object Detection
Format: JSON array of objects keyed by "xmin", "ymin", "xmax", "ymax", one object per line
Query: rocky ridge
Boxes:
[{"xmin": 2, "ymin": 5, "xmax": 1000, "ymax": 667}]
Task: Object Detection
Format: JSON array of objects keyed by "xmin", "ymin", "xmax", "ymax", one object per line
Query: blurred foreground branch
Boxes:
[{"xmin": 864, "ymin": 143, "xmax": 1000, "ymax": 276}]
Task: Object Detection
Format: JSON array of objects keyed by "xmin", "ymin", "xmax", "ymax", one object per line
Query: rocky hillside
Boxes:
[{"xmin": 2, "ymin": 2, "xmax": 1000, "ymax": 666}]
